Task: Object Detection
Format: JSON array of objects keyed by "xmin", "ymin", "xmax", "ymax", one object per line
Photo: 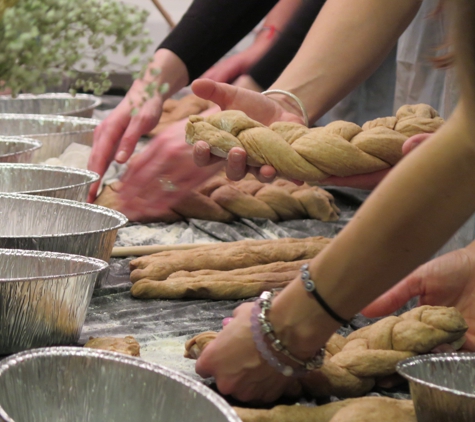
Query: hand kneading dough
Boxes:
[
  {"xmin": 184, "ymin": 306, "xmax": 467, "ymax": 398},
  {"xmin": 185, "ymin": 104, "xmax": 444, "ymax": 182}
]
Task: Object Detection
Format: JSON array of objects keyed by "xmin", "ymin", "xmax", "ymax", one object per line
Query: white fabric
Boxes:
[
  {"xmin": 320, "ymin": 47, "xmax": 397, "ymax": 127},
  {"xmin": 394, "ymin": 0, "xmax": 459, "ymax": 119},
  {"xmin": 396, "ymin": 0, "xmax": 471, "ymax": 256}
]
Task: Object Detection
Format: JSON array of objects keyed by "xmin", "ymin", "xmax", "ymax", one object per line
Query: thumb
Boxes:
[
  {"xmin": 191, "ymin": 78, "xmax": 238, "ymax": 109},
  {"xmin": 361, "ymin": 273, "xmax": 423, "ymax": 318},
  {"xmin": 402, "ymin": 133, "xmax": 433, "ymax": 155}
]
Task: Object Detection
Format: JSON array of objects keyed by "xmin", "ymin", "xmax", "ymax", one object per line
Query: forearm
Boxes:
[
  {"xmin": 249, "ymin": 0, "xmax": 326, "ymax": 90},
  {"xmin": 270, "ymin": 0, "xmax": 422, "ymax": 122},
  {"xmin": 272, "ymin": 104, "xmax": 475, "ymax": 352},
  {"xmin": 228, "ymin": 0, "xmax": 305, "ymax": 80},
  {"xmin": 157, "ymin": 0, "xmax": 278, "ymax": 82},
  {"xmin": 138, "ymin": 49, "xmax": 189, "ymax": 101},
  {"xmin": 258, "ymin": 0, "xmax": 304, "ymax": 40}
]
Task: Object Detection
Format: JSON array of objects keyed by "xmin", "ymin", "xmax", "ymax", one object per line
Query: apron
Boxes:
[{"xmin": 394, "ymin": 0, "xmax": 458, "ymax": 119}]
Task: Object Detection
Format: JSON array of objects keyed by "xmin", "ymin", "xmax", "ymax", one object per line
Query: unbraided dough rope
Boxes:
[
  {"xmin": 185, "ymin": 104, "xmax": 444, "ymax": 182},
  {"xmin": 94, "ymin": 176, "xmax": 340, "ymax": 223},
  {"xmin": 184, "ymin": 305, "xmax": 467, "ymax": 398},
  {"xmin": 129, "ymin": 236, "xmax": 331, "ymax": 283},
  {"xmin": 131, "ymin": 260, "xmax": 309, "ymax": 300}
]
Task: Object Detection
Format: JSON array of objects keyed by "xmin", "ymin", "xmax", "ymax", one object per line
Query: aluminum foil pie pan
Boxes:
[
  {"xmin": 0, "ymin": 193, "xmax": 127, "ymax": 286},
  {"xmin": 0, "ymin": 250, "xmax": 108, "ymax": 355},
  {"xmin": 0, "ymin": 93, "xmax": 101, "ymax": 118},
  {"xmin": 0, "ymin": 114, "xmax": 99, "ymax": 163},
  {"xmin": 0, "ymin": 137, "xmax": 42, "ymax": 163},
  {"xmin": 0, "ymin": 163, "xmax": 99, "ymax": 202},
  {"xmin": 0, "ymin": 347, "xmax": 241, "ymax": 422},
  {"xmin": 397, "ymin": 353, "xmax": 475, "ymax": 422}
]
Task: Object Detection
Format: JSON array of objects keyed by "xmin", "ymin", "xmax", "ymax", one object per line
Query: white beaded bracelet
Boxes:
[
  {"xmin": 262, "ymin": 89, "xmax": 309, "ymax": 127},
  {"xmin": 250, "ymin": 290, "xmax": 325, "ymax": 377}
]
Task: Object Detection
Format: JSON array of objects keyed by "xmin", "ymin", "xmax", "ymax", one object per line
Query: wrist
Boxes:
[
  {"xmin": 269, "ymin": 278, "xmax": 340, "ymax": 359},
  {"xmin": 262, "ymin": 90, "xmax": 309, "ymax": 126},
  {"xmin": 142, "ymin": 48, "xmax": 189, "ymax": 100},
  {"xmin": 251, "ymin": 291, "xmax": 325, "ymax": 377}
]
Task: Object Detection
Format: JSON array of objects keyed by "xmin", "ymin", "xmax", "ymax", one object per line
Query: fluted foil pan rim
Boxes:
[
  {"xmin": 0, "ymin": 137, "xmax": 42, "ymax": 158},
  {"xmin": 0, "ymin": 193, "xmax": 128, "ymax": 237},
  {"xmin": 0, "ymin": 93, "xmax": 102, "ymax": 116},
  {"xmin": 0, "ymin": 114, "xmax": 100, "ymax": 134},
  {"xmin": 397, "ymin": 352, "xmax": 475, "ymax": 398},
  {"xmin": 0, "ymin": 163, "xmax": 99, "ymax": 194},
  {"xmin": 0, "ymin": 249, "xmax": 109, "ymax": 283},
  {"xmin": 0, "ymin": 346, "xmax": 241, "ymax": 422}
]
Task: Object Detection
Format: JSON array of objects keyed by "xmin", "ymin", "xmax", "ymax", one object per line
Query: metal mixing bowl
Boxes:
[
  {"xmin": 0, "ymin": 250, "xmax": 109, "ymax": 355},
  {"xmin": 0, "ymin": 93, "xmax": 102, "ymax": 118},
  {"xmin": 397, "ymin": 353, "xmax": 475, "ymax": 422},
  {"xmin": 0, "ymin": 114, "xmax": 99, "ymax": 163},
  {"xmin": 0, "ymin": 137, "xmax": 42, "ymax": 163},
  {"xmin": 0, "ymin": 164, "xmax": 99, "ymax": 202},
  {"xmin": 0, "ymin": 193, "xmax": 127, "ymax": 285},
  {"xmin": 0, "ymin": 347, "xmax": 241, "ymax": 422}
]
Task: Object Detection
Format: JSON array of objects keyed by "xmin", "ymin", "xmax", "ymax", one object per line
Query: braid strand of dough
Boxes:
[
  {"xmin": 185, "ymin": 104, "xmax": 444, "ymax": 181},
  {"xmin": 184, "ymin": 306, "xmax": 467, "ymax": 398},
  {"xmin": 94, "ymin": 176, "xmax": 340, "ymax": 223},
  {"xmin": 234, "ymin": 397, "xmax": 416, "ymax": 422}
]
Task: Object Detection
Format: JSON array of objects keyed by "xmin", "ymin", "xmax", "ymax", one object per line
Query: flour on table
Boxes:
[{"xmin": 140, "ymin": 335, "xmax": 198, "ymax": 379}]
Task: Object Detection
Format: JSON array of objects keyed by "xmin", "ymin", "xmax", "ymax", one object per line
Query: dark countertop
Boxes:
[{"xmin": 79, "ymin": 186, "xmax": 413, "ymax": 405}]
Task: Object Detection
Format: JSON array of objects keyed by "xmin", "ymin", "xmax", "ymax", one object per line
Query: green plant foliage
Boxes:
[{"xmin": 0, "ymin": 0, "xmax": 153, "ymax": 96}]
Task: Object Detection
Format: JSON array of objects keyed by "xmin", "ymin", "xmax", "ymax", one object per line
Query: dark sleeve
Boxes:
[
  {"xmin": 248, "ymin": 0, "xmax": 326, "ymax": 89},
  {"xmin": 158, "ymin": 0, "xmax": 279, "ymax": 82}
]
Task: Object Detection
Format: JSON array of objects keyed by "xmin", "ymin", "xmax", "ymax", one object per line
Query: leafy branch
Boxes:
[{"xmin": 0, "ymin": 0, "xmax": 155, "ymax": 96}]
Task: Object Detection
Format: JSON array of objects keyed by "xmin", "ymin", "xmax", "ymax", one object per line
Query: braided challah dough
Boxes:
[
  {"xmin": 235, "ymin": 397, "xmax": 416, "ymax": 422},
  {"xmin": 185, "ymin": 104, "xmax": 444, "ymax": 182},
  {"xmin": 94, "ymin": 176, "xmax": 339, "ymax": 223},
  {"xmin": 184, "ymin": 306, "xmax": 467, "ymax": 398}
]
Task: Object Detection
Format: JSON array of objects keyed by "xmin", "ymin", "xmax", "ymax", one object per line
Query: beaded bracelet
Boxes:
[
  {"xmin": 261, "ymin": 89, "xmax": 309, "ymax": 127},
  {"xmin": 300, "ymin": 263, "xmax": 351, "ymax": 325},
  {"xmin": 250, "ymin": 290, "xmax": 325, "ymax": 377}
]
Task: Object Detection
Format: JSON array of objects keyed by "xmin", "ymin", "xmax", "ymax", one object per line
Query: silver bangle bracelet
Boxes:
[
  {"xmin": 261, "ymin": 89, "xmax": 309, "ymax": 127},
  {"xmin": 250, "ymin": 290, "xmax": 325, "ymax": 376}
]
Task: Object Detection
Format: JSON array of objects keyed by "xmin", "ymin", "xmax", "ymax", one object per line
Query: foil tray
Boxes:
[
  {"xmin": 0, "ymin": 193, "xmax": 127, "ymax": 286},
  {"xmin": 0, "ymin": 250, "xmax": 108, "ymax": 355},
  {"xmin": 397, "ymin": 353, "xmax": 475, "ymax": 422},
  {"xmin": 0, "ymin": 93, "xmax": 101, "ymax": 118},
  {"xmin": 0, "ymin": 114, "xmax": 99, "ymax": 163},
  {"xmin": 0, "ymin": 163, "xmax": 99, "ymax": 202},
  {"xmin": 0, "ymin": 347, "xmax": 241, "ymax": 422},
  {"xmin": 0, "ymin": 137, "xmax": 42, "ymax": 163}
]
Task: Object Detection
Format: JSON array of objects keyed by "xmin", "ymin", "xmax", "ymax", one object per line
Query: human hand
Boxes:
[
  {"xmin": 362, "ymin": 243, "xmax": 475, "ymax": 352},
  {"xmin": 87, "ymin": 79, "xmax": 164, "ymax": 202},
  {"xmin": 195, "ymin": 302, "xmax": 302, "ymax": 403},
  {"xmin": 191, "ymin": 78, "xmax": 304, "ymax": 182},
  {"xmin": 114, "ymin": 118, "xmax": 223, "ymax": 220},
  {"xmin": 193, "ymin": 141, "xmax": 278, "ymax": 183}
]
